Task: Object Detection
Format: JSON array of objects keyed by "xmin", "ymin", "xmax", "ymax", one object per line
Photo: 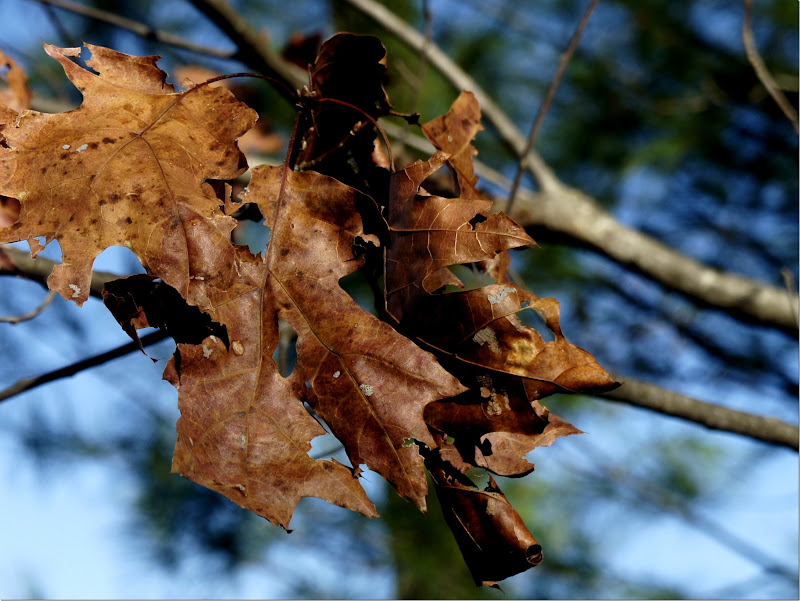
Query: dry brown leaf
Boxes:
[
  {"xmin": 385, "ymin": 151, "xmax": 534, "ymax": 322},
  {"xmin": 112, "ymin": 163, "xmax": 467, "ymax": 525},
  {"xmin": 0, "ymin": 44, "xmax": 256, "ymax": 308},
  {"xmin": 421, "ymin": 91, "xmax": 483, "ymax": 199},
  {"xmin": 427, "ymin": 386, "xmax": 582, "ymax": 477},
  {"xmin": 426, "ymin": 443, "xmax": 543, "ymax": 587},
  {"xmin": 294, "ymin": 33, "xmax": 392, "ymax": 196},
  {"xmin": 0, "ymin": 49, "xmax": 32, "ymax": 111},
  {"xmin": 239, "ymin": 165, "xmax": 466, "ymax": 510},
  {"xmin": 0, "ymin": 37, "xmax": 621, "ymax": 585}
]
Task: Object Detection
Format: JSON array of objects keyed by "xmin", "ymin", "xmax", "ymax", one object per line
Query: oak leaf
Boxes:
[
  {"xmin": 425, "ymin": 442, "xmax": 543, "ymax": 588},
  {"xmin": 420, "ymin": 91, "xmax": 483, "ymax": 199},
  {"xmin": 385, "ymin": 151, "xmax": 534, "ymax": 322},
  {"xmin": 294, "ymin": 33, "xmax": 392, "ymax": 196},
  {"xmin": 0, "ymin": 43, "xmax": 256, "ymax": 308}
]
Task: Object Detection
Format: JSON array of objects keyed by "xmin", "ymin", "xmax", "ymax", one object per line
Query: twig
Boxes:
[
  {"xmin": 184, "ymin": 0, "xmax": 307, "ymax": 97},
  {"xmin": 561, "ymin": 439, "xmax": 798, "ymax": 582},
  {"xmin": 741, "ymin": 0, "xmax": 799, "ymax": 133},
  {"xmin": 506, "ymin": 0, "xmax": 599, "ymax": 214},
  {"xmin": 29, "ymin": 0, "xmax": 234, "ymax": 60},
  {"xmin": 0, "ymin": 330, "xmax": 169, "ymax": 403},
  {"xmin": 0, "ymin": 289, "xmax": 56, "ymax": 324},
  {"xmin": 410, "ymin": 0, "xmax": 433, "ymax": 115},
  {"xmin": 600, "ymin": 375, "xmax": 798, "ymax": 451}
]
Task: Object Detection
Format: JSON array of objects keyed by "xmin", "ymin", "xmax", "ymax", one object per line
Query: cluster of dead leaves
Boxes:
[{"xmin": 0, "ymin": 34, "xmax": 617, "ymax": 586}]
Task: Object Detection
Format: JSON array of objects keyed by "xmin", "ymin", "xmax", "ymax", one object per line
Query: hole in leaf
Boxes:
[
  {"xmin": 338, "ymin": 270, "xmax": 378, "ymax": 315},
  {"xmin": 0, "ymin": 196, "xmax": 20, "ymax": 226},
  {"xmin": 273, "ymin": 319, "xmax": 297, "ymax": 376},
  {"xmin": 468, "ymin": 214, "xmax": 487, "ymax": 229},
  {"xmin": 517, "ymin": 307, "xmax": 556, "ymax": 342},
  {"xmin": 526, "ymin": 544, "xmax": 544, "ymax": 564},
  {"xmin": 232, "ymin": 212, "xmax": 270, "ymax": 257}
]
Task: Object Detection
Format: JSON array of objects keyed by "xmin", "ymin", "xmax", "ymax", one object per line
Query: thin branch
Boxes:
[
  {"xmin": 184, "ymin": 0, "xmax": 307, "ymax": 97},
  {"xmin": 742, "ymin": 0, "xmax": 799, "ymax": 133},
  {"xmin": 344, "ymin": 0, "xmax": 798, "ymax": 335},
  {"xmin": 0, "ymin": 330, "xmax": 169, "ymax": 403},
  {"xmin": 29, "ymin": 0, "xmax": 234, "ymax": 59},
  {"xmin": 506, "ymin": 0, "xmax": 599, "ymax": 214},
  {"xmin": 392, "ymin": 0, "xmax": 433, "ymax": 161},
  {"xmin": 600, "ymin": 375, "xmax": 798, "ymax": 451},
  {"xmin": 561, "ymin": 439, "xmax": 798, "ymax": 582},
  {"xmin": 337, "ymin": 0, "xmax": 560, "ymax": 190},
  {"xmin": 410, "ymin": 0, "xmax": 433, "ymax": 115},
  {"xmin": 780, "ymin": 267, "xmax": 798, "ymax": 326},
  {"xmin": 0, "ymin": 289, "xmax": 56, "ymax": 324}
]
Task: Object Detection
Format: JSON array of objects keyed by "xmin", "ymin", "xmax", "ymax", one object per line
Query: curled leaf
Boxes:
[{"xmin": 427, "ymin": 448, "xmax": 543, "ymax": 587}]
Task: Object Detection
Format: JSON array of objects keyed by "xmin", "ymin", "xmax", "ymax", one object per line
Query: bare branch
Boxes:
[
  {"xmin": 600, "ymin": 375, "xmax": 798, "ymax": 451},
  {"xmin": 742, "ymin": 0, "xmax": 799, "ymax": 133},
  {"xmin": 31, "ymin": 0, "xmax": 235, "ymax": 59},
  {"xmin": 0, "ymin": 289, "xmax": 56, "ymax": 324},
  {"xmin": 184, "ymin": 0, "xmax": 307, "ymax": 96},
  {"xmin": 507, "ymin": 0, "xmax": 599, "ymax": 214},
  {"xmin": 342, "ymin": 0, "xmax": 798, "ymax": 335},
  {"xmin": 0, "ymin": 330, "xmax": 169, "ymax": 403},
  {"xmin": 510, "ymin": 185, "xmax": 799, "ymax": 335}
]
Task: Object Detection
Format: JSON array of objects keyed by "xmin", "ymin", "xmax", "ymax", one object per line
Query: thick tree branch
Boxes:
[
  {"xmin": 511, "ymin": 186, "xmax": 799, "ymax": 335},
  {"xmin": 342, "ymin": 0, "xmax": 798, "ymax": 335},
  {"xmin": 600, "ymin": 375, "xmax": 798, "ymax": 451}
]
